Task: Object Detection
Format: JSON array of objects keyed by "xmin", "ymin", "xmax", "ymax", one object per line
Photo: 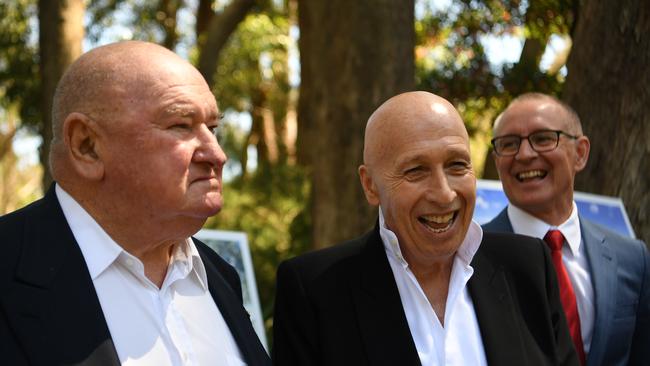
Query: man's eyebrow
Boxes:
[
  {"xmin": 163, "ymin": 104, "xmax": 197, "ymax": 117},
  {"xmin": 395, "ymin": 153, "xmax": 427, "ymax": 167},
  {"xmin": 162, "ymin": 105, "xmax": 222, "ymax": 122}
]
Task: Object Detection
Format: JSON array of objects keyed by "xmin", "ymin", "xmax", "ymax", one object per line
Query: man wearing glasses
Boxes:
[{"xmin": 483, "ymin": 93, "xmax": 649, "ymax": 366}]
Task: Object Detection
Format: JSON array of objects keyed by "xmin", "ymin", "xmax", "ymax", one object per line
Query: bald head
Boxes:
[
  {"xmin": 363, "ymin": 91, "xmax": 468, "ymax": 168},
  {"xmin": 51, "ymin": 41, "xmax": 200, "ymax": 146},
  {"xmin": 50, "ymin": 41, "xmax": 208, "ymax": 177}
]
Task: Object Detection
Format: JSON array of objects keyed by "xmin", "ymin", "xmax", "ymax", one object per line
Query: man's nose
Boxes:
[
  {"xmin": 193, "ymin": 126, "xmax": 227, "ymax": 167},
  {"xmin": 425, "ymin": 170, "xmax": 456, "ymax": 206},
  {"xmin": 515, "ymin": 138, "xmax": 538, "ymax": 160}
]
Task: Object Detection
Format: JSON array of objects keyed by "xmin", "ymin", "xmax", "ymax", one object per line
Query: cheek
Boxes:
[{"xmin": 494, "ymin": 158, "xmax": 512, "ymax": 177}]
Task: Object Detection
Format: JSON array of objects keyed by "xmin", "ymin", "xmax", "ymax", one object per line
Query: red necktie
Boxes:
[{"xmin": 544, "ymin": 230, "xmax": 586, "ymax": 365}]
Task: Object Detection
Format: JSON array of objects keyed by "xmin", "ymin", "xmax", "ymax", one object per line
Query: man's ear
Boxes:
[
  {"xmin": 574, "ymin": 135, "xmax": 590, "ymax": 172},
  {"xmin": 358, "ymin": 165, "xmax": 380, "ymax": 206},
  {"xmin": 63, "ymin": 112, "xmax": 105, "ymax": 180}
]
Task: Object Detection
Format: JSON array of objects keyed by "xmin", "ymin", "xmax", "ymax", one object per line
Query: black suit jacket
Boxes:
[
  {"xmin": 272, "ymin": 226, "xmax": 579, "ymax": 366},
  {"xmin": 0, "ymin": 185, "xmax": 270, "ymax": 366}
]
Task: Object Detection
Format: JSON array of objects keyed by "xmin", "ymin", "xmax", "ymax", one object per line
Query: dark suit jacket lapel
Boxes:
[
  {"xmin": 469, "ymin": 244, "xmax": 528, "ymax": 365},
  {"xmin": 483, "ymin": 208, "xmax": 514, "ymax": 232},
  {"xmin": 1, "ymin": 185, "xmax": 119, "ymax": 365},
  {"xmin": 350, "ymin": 228, "xmax": 422, "ymax": 366},
  {"xmin": 580, "ymin": 218, "xmax": 614, "ymax": 366},
  {"xmin": 198, "ymin": 247, "xmax": 270, "ymax": 366}
]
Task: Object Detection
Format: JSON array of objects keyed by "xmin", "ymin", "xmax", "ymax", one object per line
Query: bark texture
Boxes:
[
  {"xmin": 38, "ymin": 0, "xmax": 84, "ymax": 188},
  {"xmin": 563, "ymin": 0, "xmax": 650, "ymax": 244},
  {"xmin": 298, "ymin": 0, "xmax": 415, "ymax": 249}
]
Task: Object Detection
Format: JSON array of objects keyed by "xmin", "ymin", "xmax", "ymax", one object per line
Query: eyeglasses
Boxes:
[{"xmin": 491, "ymin": 130, "xmax": 579, "ymax": 157}]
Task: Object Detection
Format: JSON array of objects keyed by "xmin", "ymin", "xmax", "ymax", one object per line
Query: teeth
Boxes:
[
  {"xmin": 517, "ymin": 170, "xmax": 545, "ymax": 179},
  {"xmin": 421, "ymin": 213, "xmax": 454, "ymax": 223},
  {"xmin": 420, "ymin": 213, "xmax": 455, "ymax": 233}
]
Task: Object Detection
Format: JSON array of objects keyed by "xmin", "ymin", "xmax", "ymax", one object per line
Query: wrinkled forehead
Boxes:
[
  {"xmin": 365, "ymin": 97, "xmax": 468, "ymax": 164},
  {"xmin": 495, "ymin": 99, "xmax": 571, "ymax": 134}
]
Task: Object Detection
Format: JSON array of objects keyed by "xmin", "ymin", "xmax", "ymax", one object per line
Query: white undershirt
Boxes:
[
  {"xmin": 507, "ymin": 203, "xmax": 594, "ymax": 353},
  {"xmin": 56, "ymin": 184, "xmax": 246, "ymax": 366},
  {"xmin": 378, "ymin": 208, "xmax": 488, "ymax": 366}
]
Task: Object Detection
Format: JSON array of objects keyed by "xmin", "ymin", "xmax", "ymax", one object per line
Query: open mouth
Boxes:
[
  {"xmin": 516, "ymin": 169, "xmax": 547, "ymax": 182},
  {"xmin": 418, "ymin": 211, "xmax": 457, "ymax": 233}
]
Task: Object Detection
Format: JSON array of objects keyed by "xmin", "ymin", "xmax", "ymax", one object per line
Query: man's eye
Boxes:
[
  {"xmin": 171, "ymin": 123, "xmax": 191, "ymax": 130},
  {"xmin": 452, "ymin": 161, "xmax": 469, "ymax": 167},
  {"xmin": 500, "ymin": 140, "xmax": 518, "ymax": 149},
  {"xmin": 448, "ymin": 161, "xmax": 470, "ymax": 173},
  {"xmin": 404, "ymin": 167, "xmax": 426, "ymax": 180}
]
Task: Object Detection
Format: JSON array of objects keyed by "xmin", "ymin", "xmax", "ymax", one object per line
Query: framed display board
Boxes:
[
  {"xmin": 475, "ymin": 179, "xmax": 636, "ymax": 238},
  {"xmin": 195, "ymin": 229, "xmax": 268, "ymax": 350}
]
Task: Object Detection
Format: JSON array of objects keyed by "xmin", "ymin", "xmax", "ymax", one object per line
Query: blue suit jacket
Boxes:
[{"xmin": 483, "ymin": 208, "xmax": 650, "ymax": 366}]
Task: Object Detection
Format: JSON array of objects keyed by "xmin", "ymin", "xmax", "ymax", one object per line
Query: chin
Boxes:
[{"xmin": 199, "ymin": 203, "xmax": 223, "ymax": 218}]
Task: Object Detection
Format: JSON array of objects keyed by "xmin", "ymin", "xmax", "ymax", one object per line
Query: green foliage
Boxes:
[
  {"xmin": 213, "ymin": 13, "xmax": 290, "ymax": 112},
  {"xmin": 212, "ymin": 12, "xmax": 291, "ymax": 171},
  {"xmin": 0, "ymin": 0, "xmax": 41, "ymax": 131},
  {"xmin": 415, "ymin": 0, "xmax": 574, "ymax": 175},
  {"xmin": 204, "ymin": 163, "xmax": 310, "ymax": 336},
  {"xmin": 204, "ymin": 7, "xmax": 299, "ymax": 338},
  {"xmin": 416, "ymin": 0, "xmax": 573, "ymax": 104}
]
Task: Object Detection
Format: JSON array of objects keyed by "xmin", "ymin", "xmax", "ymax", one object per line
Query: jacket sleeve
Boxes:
[
  {"xmin": 629, "ymin": 241, "xmax": 650, "ymax": 366},
  {"xmin": 272, "ymin": 260, "xmax": 319, "ymax": 366}
]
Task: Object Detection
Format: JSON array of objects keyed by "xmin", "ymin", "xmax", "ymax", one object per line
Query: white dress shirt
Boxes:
[
  {"xmin": 378, "ymin": 208, "xmax": 488, "ymax": 366},
  {"xmin": 507, "ymin": 202, "xmax": 595, "ymax": 353},
  {"xmin": 56, "ymin": 185, "xmax": 246, "ymax": 366}
]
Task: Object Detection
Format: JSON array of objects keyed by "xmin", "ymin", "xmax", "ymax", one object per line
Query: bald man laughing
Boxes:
[{"xmin": 272, "ymin": 91, "xmax": 579, "ymax": 366}]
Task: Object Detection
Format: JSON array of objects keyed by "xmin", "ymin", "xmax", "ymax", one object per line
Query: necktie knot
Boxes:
[{"xmin": 544, "ymin": 229, "xmax": 564, "ymax": 251}]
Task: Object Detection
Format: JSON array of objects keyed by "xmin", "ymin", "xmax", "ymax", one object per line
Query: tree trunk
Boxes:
[
  {"xmin": 563, "ymin": 0, "xmax": 650, "ymax": 244},
  {"xmin": 197, "ymin": 0, "xmax": 256, "ymax": 88},
  {"xmin": 158, "ymin": 0, "xmax": 181, "ymax": 50},
  {"xmin": 298, "ymin": 0, "xmax": 415, "ymax": 249},
  {"xmin": 38, "ymin": 0, "xmax": 84, "ymax": 189}
]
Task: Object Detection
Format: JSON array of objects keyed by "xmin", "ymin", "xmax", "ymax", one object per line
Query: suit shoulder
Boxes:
[
  {"xmin": 477, "ymin": 231, "xmax": 550, "ymax": 273},
  {"xmin": 582, "ymin": 219, "xmax": 649, "ymax": 262},
  {"xmin": 480, "ymin": 231, "xmax": 546, "ymax": 255},
  {"xmin": 481, "ymin": 208, "xmax": 511, "ymax": 233},
  {"xmin": 0, "ymin": 197, "xmax": 44, "ymax": 228},
  {"xmin": 0, "ymin": 198, "xmax": 47, "ymax": 270},
  {"xmin": 279, "ymin": 233, "xmax": 369, "ymax": 281},
  {"xmin": 583, "ymin": 218, "xmax": 645, "ymax": 246}
]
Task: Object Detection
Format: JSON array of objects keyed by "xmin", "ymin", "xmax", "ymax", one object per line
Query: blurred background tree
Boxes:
[{"xmin": 2, "ymin": 0, "xmax": 649, "ymax": 340}]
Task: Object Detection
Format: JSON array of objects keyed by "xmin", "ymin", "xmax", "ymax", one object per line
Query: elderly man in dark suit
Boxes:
[
  {"xmin": 483, "ymin": 92, "xmax": 649, "ymax": 366},
  {"xmin": 272, "ymin": 91, "xmax": 579, "ymax": 366},
  {"xmin": 0, "ymin": 41, "xmax": 270, "ymax": 366}
]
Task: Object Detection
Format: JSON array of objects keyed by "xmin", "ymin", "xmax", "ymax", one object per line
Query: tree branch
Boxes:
[{"xmin": 197, "ymin": 0, "xmax": 256, "ymax": 87}]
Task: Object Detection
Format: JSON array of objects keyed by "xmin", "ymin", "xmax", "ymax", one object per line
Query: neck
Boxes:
[
  {"xmin": 529, "ymin": 203, "xmax": 573, "ymax": 227},
  {"xmin": 72, "ymin": 189, "xmax": 201, "ymax": 288},
  {"xmin": 409, "ymin": 256, "xmax": 455, "ymax": 326}
]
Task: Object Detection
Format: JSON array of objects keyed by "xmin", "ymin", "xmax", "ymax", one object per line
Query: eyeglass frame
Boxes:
[{"xmin": 491, "ymin": 129, "xmax": 580, "ymax": 157}]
